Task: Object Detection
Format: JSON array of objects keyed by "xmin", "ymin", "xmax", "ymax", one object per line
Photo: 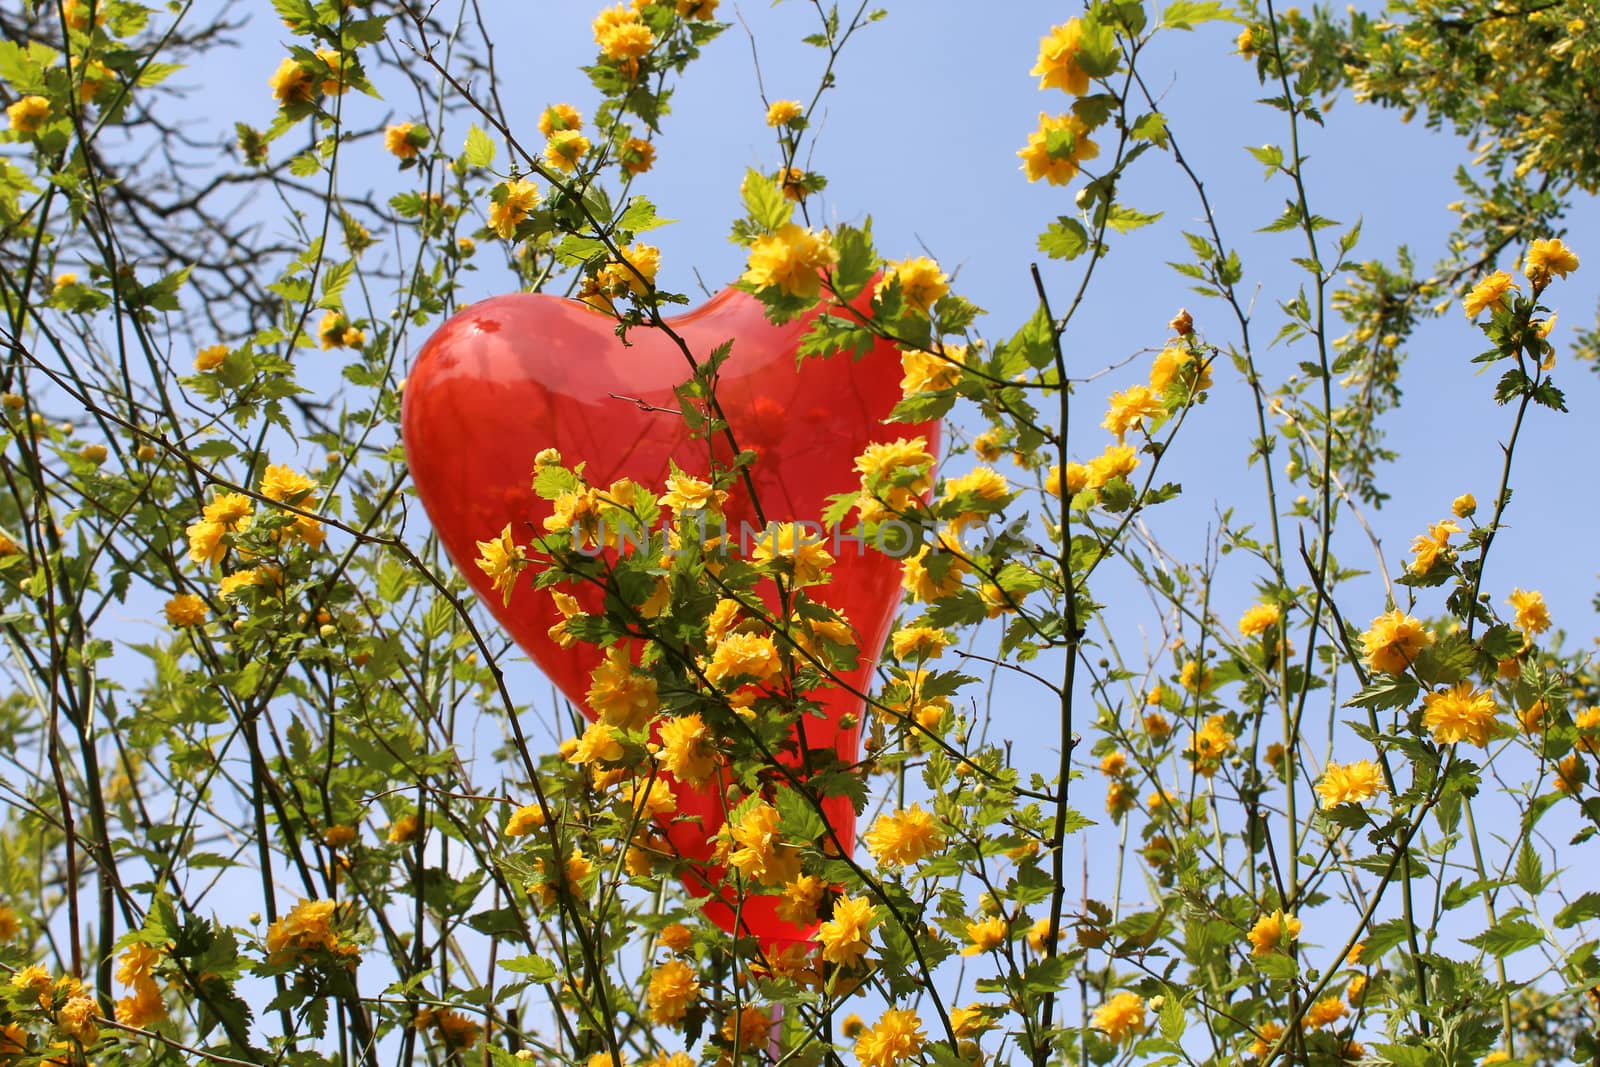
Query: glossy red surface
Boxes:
[{"xmin": 402, "ymin": 285, "xmax": 938, "ymax": 946}]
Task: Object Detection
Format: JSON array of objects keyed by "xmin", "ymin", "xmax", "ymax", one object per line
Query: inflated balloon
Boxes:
[{"xmin": 402, "ymin": 284, "xmax": 938, "ymax": 947}]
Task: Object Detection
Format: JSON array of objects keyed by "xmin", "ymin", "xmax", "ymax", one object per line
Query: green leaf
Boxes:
[
  {"xmin": 774, "ymin": 785, "xmax": 826, "ymax": 844},
  {"xmin": 740, "ymin": 167, "xmax": 792, "ymax": 232},
  {"xmin": 462, "ymin": 123, "xmax": 496, "ymax": 168},
  {"xmin": 1105, "ymin": 205, "xmax": 1163, "ymax": 234},
  {"xmin": 1038, "ymin": 217, "xmax": 1089, "ymax": 261},
  {"xmin": 1464, "ymin": 918, "xmax": 1542, "ymax": 958},
  {"xmin": 499, "ymin": 955, "xmax": 558, "ymax": 981},
  {"xmin": 1555, "ymin": 892, "xmax": 1600, "ymax": 930},
  {"xmin": 616, "ymin": 195, "xmax": 673, "ymax": 236},
  {"xmin": 1161, "ymin": 0, "xmax": 1234, "ymax": 29},
  {"xmin": 1514, "ymin": 841, "xmax": 1544, "ymax": 895},
  {"xmin": 1130, "ymin": 112, "xmax": 1169, "ymax": 147},
  {"xmin": 832, "ymin": 220, "xmax": 875, "ymax": 299}
]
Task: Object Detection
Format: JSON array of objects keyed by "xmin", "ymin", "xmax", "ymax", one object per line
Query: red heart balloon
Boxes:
[{"xmin": 402, "ymin": 285, "xmax": 937, "ymax": 946}]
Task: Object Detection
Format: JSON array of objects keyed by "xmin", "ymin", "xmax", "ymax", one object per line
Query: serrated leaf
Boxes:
[
  {"xmin": 462, "ymin": 123, "xmax": 495, "ymax": 168},
  {"xmin": 1464, "ymin": 918, "xmax": 1542, "ymax": 958},
  {"xmin": 1039, "ymin": 217, "xmax": 1089, "ymax": 261}
]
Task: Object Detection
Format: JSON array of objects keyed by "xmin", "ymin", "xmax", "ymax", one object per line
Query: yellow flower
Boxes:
[
  {"xmin": 719, "ymin": 801, "xmax": 799, "ymax": 886},
  {"xmin": 899, "ymin": 346, "xmax": 965, "ymax": 395},
  {"xmin": 646, "ymin": 959, "xmax": 700, "ymax": 1024},
  {"xmin": 621, "ymin": 136, "xmax": 656, "ymax": 175},
  {"xmin": 387, "ymin": 814, "xmax": 419, "ymax": 843},
  {"xmin": 1248, "ymin": 1020, "xmax": 1284, "ymax": 1058},
  {"xmin": 265, "ymin": 898, "xmax": 358, "ymax": 966},
  {"xmin": 751, "ymin": 522, "xmax": 835, "ymax": 586},
  {"xmin": 504, "ymin": 803, "xmax": 546, "ymax": 838},
  {"xmin": 1422, "ymin": 682, "xmax": 1499, "ymax": 746},
  {"xmin": 268, "ymin": 58, "xmax": 315, "ymax": 106},
  {"xmin": 545, "ymin": 129, "xmax": 591, "ymax": 172},
  {"xmin": 1576, "ymin": 705, "xmax": 1600, "ymax": 754},
  {"xmin": 1101, "ymin": 384, "xmax": 1164, "ymax": 441},
  {"xmin": 7, "ymin": 95, "xmax": 50, "ymax": 134},
  {"xmin": 1099, "ymin": 750, "xmax": 1127, "ymax": 776},
  {"xmin": 1179, "ymin": 658, "xmax": 1212, "ymax": 693},
  {"xmin": 1452, "ymin": 492, "xmax": 1477, "ymax": 518},
  {"xmin": 1507, "ymin": 588, "xmax": 1550, "ymax": 634},
  {"xmin": 317, "ymin": 311, "xmax": 364, "ymax": 349},
  {"xmin": 474, "ymin": 524, "xmax": 527, "ymax": 607},
  {"xmin": 1045, "ymin": 462, "xmax": 1090, "ymax": 499},
  {"xmin": 1085, "ymin": 443, "xmax": 1139, "ymax": 489},
  {"xmin": 704, "ymin": 632, "xmax": 782, "ymax": 687},
  {"xmin": 1106, "ymin": 779, "xmax": 1135, "ymax": 816},
  {"xmin": 594, "ymin": 5, "xmax": 655, "ymax": 60},
  {"xmin": 1556, "ymin": 752, "xmax": 1588, "ymax": 794},
  {"xmin": 489, "ymin": 178, "xmax": 541, "ymax": 239},
  {"xmin": 1462, "ymin": 269, "xmax": 1519, "ymax": 317},
  {"xmin": 164, "ymin": 593, "xmax": 207, "ymax": 627},
  {"xmin": 1524, "ymin": 237, "xmax": 1579, "ymax": 286},
  {"xmin": 1091, "ymin": 992, "xmax": 1146, "ymax": 1044},
  {"xmin": 741, "ymin": 223, "xmax": 837, "ymax": 300},
  {"xmin": 1144, "ymin": 708, "xmax": 1171, "ymax": 739},
  {"xmin": 1031, "ymin": 20, "xmax": 1090, "ymax": 95},
  {"xmin": 661, "ymin": 472, "xmax": 723, "ymax": 513},
  {"xmin": 658, "ymin": 712, "xmax": 718, "ymax": 785},
  {"xmin": 1360, "ymin": 610, "xmax": 1432, "ymax": 674},
  {"xmin": 854, "ymin": 1010, "xmax": 925, "ymax": 1067},
  {"xmin": 1188, "ymin": 714, "xmax": 1234, "ymax": 777},
  {"xmin": 429, "ymin": 1010, "xmax": 482, "ymax": 1050},
  {"xmin": 1238, "ymin": 602, "xmax": 1281, "ymax": 637},
  {"xmin": 194, "ymin": 344, "xmax": 229, "ymax": 372},
  {"xmin": 1017, "ymin": 112, "xmax": 1100, "ymax": 186},
  {"xmin": 891, "ymin": 626, "xmax": 954, "ymax": 661},
  {"xmin": 0, "ymin": 906, "xmax": 16, "ymax": 942},
  {"xmin": 585, "ymin": 648, "xmax": 657, "ymax": 731},
  {"xmin": 1247, "ymin": 909, "xmax": 1302, "ymax": 954},
  {"xmin": 775, "ymin": 874, "xmax": 824, "ymax": 926},
  {"xmin": 1316, "ymin": 760, "xmax": 1384, "ymax": 807},
  {"xmin": 1346, "ymin": 974, "xmax": 1368, "ymax": 1004},
  {"xmin": 538, "ymin": 103, "xmax": 582, "ymax": 137},
  {"xmin": 1303, "ymin": 995, "xmax": 1347, "ymax": 1030},
  {"xmin": 901, "ymin": 533, "xmax": 969, "ymax": 603},
  {"xmin": 384, "ymin": 122, "xmax": 420, "ymax": 159},
  {"xmin": 1407, "ymin": 519, "xmax": 1460, "ymax": 575},
  {"xmin": 1150, "ymin": 343, "xmax": 1212, "ymax": 394},
  {"xmin": 878, "ymin": 256, "xmax": 949, "ymax": 314},
  {"xmin": 961, "ymin": 915, "xmax": 1007, "ymax": 956},
  {"xmin": 766, "ymin": 99, "xmax": 804, "ymax": 126},
  {"xmin": 863, "ymin": 804, "xmax": 944, "ymax": 866},
  {"xmin": 57, "ymin": 993, "xmax": 100, "ymax": 1044},
  {"xmin": 567, "ymin": 720, "xmax": 622, "ymax": 765},
  {"xmin": 314, "ymin": 48, "xmax": 349, "ymax": 95},
  {"xmin": 115, "ymin": 979, "xmax": 164, "ymax": 1028},
  {"xmin": 816, "ymin": 895, "xmax": 876, "ymax": 966}
]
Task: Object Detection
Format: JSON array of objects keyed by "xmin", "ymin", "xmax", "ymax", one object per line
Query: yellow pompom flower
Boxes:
[
  {"xmin": 1188, "ymin": 714, "xmax": 1234, "ymax": 776},
  {"xmin": 621, "ymin": 136, "xmax": 656, "ymax": 175},
  {"xmin": 816, "ymin": 894, "xmax": 876, "ymax": 966},
  {"xmin": 878, "ymin": 256, "xmax": 949, "ymax": 314},
  {"xmin": 6, "ymin": 96, "xmax": 51, "ymax": 134},
  {"xmin": 538, "ymin": 103, "xmax": 582, "ymax": 137},
  {"xmin": 741, "ymin": 223, "xmax": 837, "ymax": 300},
  {"xmin": 646, "ymin": 959, "xmax": 700, "ymax": 1024},
  {"xmin": 504, "ymin": 803, "xmax": 546, "ymax": 838},
  {"xmin": 1247, "ymin": 910, "xmax": 1302, "ymax": 955},
  {"xmin": 1303, "ymin": 995, "xmax": 1348, "ymax": 1030},
  {"xmin": 1238, "ymin": 602, "xmax": 1281, "ymax": 637},
  {"xmin": 1017, "ymin": 112, "xmax": 1099, "ymax": 186},
  {"xmin": 1360, "ymin": 610, "xmax": 1432, "ymax": 674},
  {"xmin": 489, "ymin": 178, "xmax": 541, "ymax": 239},
  {"xmin": 751, "ymin": 522, "xmax": 835, "ymax": 586},
  {"xmin": 853, "ymin": 1010, "xmax": 925, "ymax": 1067},
  {"xmin": 704, "ymin": 632, "xmax": 782, "ymax": 687},
  {"xmin": 899, "ymin": 346, "xmax": 965, "ymax": 395},
  {"xmin": 1091, "ymin": 992, "xmax": 1147, "ymax": 1044},
  {"xmin": 891, "ymin": 626, "xmax": 954, "ymax": 661},
  {"xmin": 544, "ymin": 129, "xmax": 591, "ymax": 172},
  {"xmin": 568, "ymin": 720, "xmax": 623, "ymax": 765},
  {"xmin": 1316, "ymin": 760, "xmax": 1385, "ymax": 808},
  {"xmin": 1149, "ymin": 343, "xmax": 1212, "ymax": 394},
  {"xmin": 658, "ymin": 712, "xmax": 718, "ymax": 784},
  {"xmin": 766, "ymin": 99, "xmax": 804, "ymax": 126},
  {"xmin": 474, "ymin": 524, "xmax": 527, "ymax": 606},
  {"xmin": 1407, "ymin": 519, "xmax": 1460, "ymax": 575},
  {"xmin": 164, "ymin": 594, "xmax": 207, "ymax": 628},
  {"xmin": 1030, "ymin": 19, "xmax": 1090, "ymax": 95},
  {"xmin": 1422, "ymin": 682, "xmax": 1499, "ymax": 746},
  {"xmin": 1462, "ymin": 269, "xmax": 1518, "ymax": 317},
  {"xmin": 1085, "ymin": 443, "xmax": 1139, "ymax": 489},
  {"xmin": 961, "ymin": 915, "xmax": 1007, "ymax": 956},
  {"xmin": 1045, "ymin": 462, "xmax": 1091, "ymax": 499},
  {"xmin": 594, "ymin": 6, "xmax": 656, "ymax": 60},
  {"xmin": 1507, "ymin": 588, "xmax": 1550, "ymax": 634},
  {"xmin": 1101, "ymin": 384, "xmax": 1164, "ymax": 441},
  {"xmin": 586, "ymin": 646, "xmax": 659, "ymax": 730},
  {"xmin": 863, "ymin": 804, "xmax": 944, "ymax": 866},
  {"xmin": 194, "ymin": 344, "xmax": 229, "ymax": 372},
  {"xmin": 1524, "ymin": 237, "xmax": 1579, "ymax": 286},
  {"xmin": 268, "ymin": 58, "xmax": 315, "ymax": 106},
  {"xmin": 384, "ymin": 122, "xmax": 421, "ymax": 159}
]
